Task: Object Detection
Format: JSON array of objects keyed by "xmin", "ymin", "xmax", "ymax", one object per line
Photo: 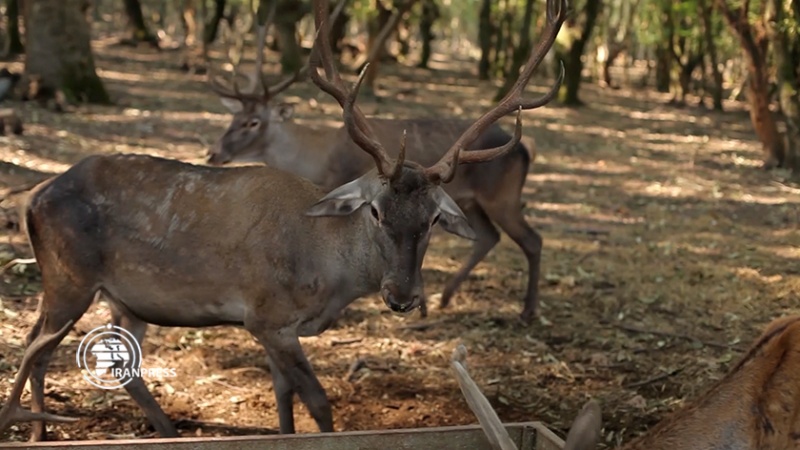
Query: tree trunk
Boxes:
[
  {"xmin": 181, "ymin": 0, "xmax": 197, "ymax": 47},
  {"xmin": 477, "ymin": 0, "xmax": 493, "ymax": 80},
  {"xmin": 559, "ymin": 0, "xmax": 602, "ymax": 106},
  {"xmin": 24, "ymin": 0, "xmax": 109, "ymax": 104},
  {"xmin": 673, "ymin": 50, "xmax": 704, "ymax": 106},
  {"xmin": 122, "ymin": 0, "xmax": 159, "ymax": 46},
  {"xmin": 330, "ymin": 0, "xmax": 350, "ymax": 54},
  {"xmin": 494, "ymin": 0, "xmax": 535, "ymax": 100},
  {"xmin": 717, "ymin": 0, "xmax": 785, "ymax": 167},
  {"xmin": 274, "ymin": 0, "xmax": 308, "ymax": 74},
  {"xmin": 601, "ymin": 45, "xmax": 624, "ymax": 88},
  {"xmin": 5, "ymin": 0, "xmax": 24, "ymax": 55},
  {"xmin": 654, "ymin": 1, "xmax": 673, "ymax": 93},
  {"xmin": 203, "ymin": 0, "xmax": 226, "ymax": 45},
  {"xmin": 698, "ymin": 0, "xmax": 723, "ymax": 110},
  {"xmin": 416, "ymin": 0, "xmax": 439, "ymax": 68},
  {"xmin": 363, "ymin": 0, "xmax": 418, "ymax": 94},
  {"xmin": 769, "ymin": 0, "xmax": 800, "ymax": 171},
  {"xmin": 654, "ymin": 45, "xmax": 671, "ymax": 92}
]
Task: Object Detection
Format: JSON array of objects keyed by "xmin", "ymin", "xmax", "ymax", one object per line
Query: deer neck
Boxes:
[
  {"xmin": 266, "ymin": 121, "xmax": 338, "ymax": 187},
  {"xmin": 313, "ymin": 213, "xmax": 385, "ymax": 298}
]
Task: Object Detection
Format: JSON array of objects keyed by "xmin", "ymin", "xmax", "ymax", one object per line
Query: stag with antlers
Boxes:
[
  {"xmin": 208, "ymin": 0, "xmax": 566, "ymax": 323},
  {"xmin": 0, "ymin": 0, "xmax": 565, "ymax": 440}
]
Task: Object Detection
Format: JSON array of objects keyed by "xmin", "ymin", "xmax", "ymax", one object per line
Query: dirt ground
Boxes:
[{"xmin": 1, "ymin": 36, "xmax": 799, "ymax": 447}]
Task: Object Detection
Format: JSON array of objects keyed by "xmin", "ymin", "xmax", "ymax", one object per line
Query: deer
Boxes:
[
  {"xmin": 206, "ymin": 4, "xmax": 551, "ymax": 325},
  {"xmin": 0, "ymin": 0, "xmax": 567, "ymax": 441},
  {"xmin": 452, "ymin": 314, "xmax": 800, "ymax": 449}
]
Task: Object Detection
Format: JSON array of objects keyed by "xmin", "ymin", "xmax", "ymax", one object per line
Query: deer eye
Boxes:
[{"xmin": 247, "ymin": 119, "xmax": 260, "ymax": 128}]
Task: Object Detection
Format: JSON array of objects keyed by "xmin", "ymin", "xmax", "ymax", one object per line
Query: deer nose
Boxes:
[
  {"xmin": 206, "ymin": 150, "xmax": 226, "ymax": 165},
  {"xmin": 381, "ymin": 283, "xmax": 421, "ymax": 314},
  {"xmin": 206, "ymin": 142, "xmax": 229, "ymax": 166}
]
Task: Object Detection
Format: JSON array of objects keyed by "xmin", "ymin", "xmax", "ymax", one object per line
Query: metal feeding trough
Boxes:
[{"xmin": 12, "ymin": 422, "xmax": 564, "ymax": 449}]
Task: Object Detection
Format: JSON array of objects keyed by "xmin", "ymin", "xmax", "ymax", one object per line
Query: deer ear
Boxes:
[
  {"xmin": 306, "ymin": 178, "xmax": 368, "ymax": 217},
  {"xmin": 434, "ymin": 188, "xmax": 476, "ymax": 240},
  {"xmin": 563, "ymin": 400, "xmax": 602, "ymax": 450},
  {"xmin": 271, "ymin": 103, "xmax": 295, "ymax": 122},
  {"xmin": 219, "ymin": 97, "xmax": 243, "ymax": 114}
]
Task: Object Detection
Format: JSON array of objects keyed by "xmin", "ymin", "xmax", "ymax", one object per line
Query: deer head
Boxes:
[
  {"xmin": 207, "ymin": 0, "xmax": 347, "ymax": 166},
  {"xmin": 208, "ymin": 71, "xmax": 300, "ymax": 165},
  {"xmin": 305, "ymin": 0, "xmax": 566, "ymax": 313}
]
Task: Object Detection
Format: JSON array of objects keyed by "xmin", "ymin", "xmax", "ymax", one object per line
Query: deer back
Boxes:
[{"xmin": 622, "ymin": 315, "xmax": 800, "ymax": 449}]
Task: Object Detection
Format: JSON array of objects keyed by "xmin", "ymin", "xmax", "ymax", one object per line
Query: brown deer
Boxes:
[
  {"xmin": 0, "ymin": 0, "xmax": 566, "ymax": 441},
  {"xmin": 206, "ymin": 7, "xmax": 552, "ymax": 324},
  {"xmin": 452, "ymin": 314, "xmax": 800, "ymax": 449}
]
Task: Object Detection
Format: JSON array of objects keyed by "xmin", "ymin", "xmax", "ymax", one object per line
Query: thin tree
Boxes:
[
  {"xmin": 716, "ymin": 0, "xmax": 785, "ymax": 168},
  {"xmin": 122, "ymin": 0, "xmax": 159, "ymax": 47},
  {"xmin": 5, "ymin": 0, "xmax": 24, "ymax": 56},
  {"xmin": 494, "ymin": 0, "xmax": 536, "ymax": 100},
  {"xmin": 558, "ymin": 0, "xmax": 602, "ymax": 106},
  {"xmin": 24, "ymin": 0, "xmax": 109, "ymax": 104}
]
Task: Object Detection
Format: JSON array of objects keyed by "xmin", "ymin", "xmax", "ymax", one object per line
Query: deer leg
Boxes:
[
  {"xmin": 248, "ymin": 324, "xmax": 333, "ymax": 433},
  {"xmin": 266, "ymin": 355, "xmax": 296, "ymax": 434},
  {"xmin": 1, "ymin": 287, "xmax": 91, "ymax": 440},
  {"xmin": 483, "ymin": 200, "xmax": 542, "ymax": 324},
  {"xmin": 110, "ymin": 306, "xmax": 178, "ymax": 437},
  {"xmin": 440, "ymin": 204, "xmax": 500, "ymax": 309}
]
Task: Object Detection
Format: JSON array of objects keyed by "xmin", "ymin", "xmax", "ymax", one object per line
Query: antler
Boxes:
[
  {"xmin": 208, "ymin": 0, "xmax": 347, "ymax": 104},
  {"xmin": 451, "ymin": 345, "xmax": 518, "ymax": 450},
  {"xmin": 423, "ymin": 0, "xmax": 569, "ymax": 184},
  {"xmin": 309, "ymin": 0, "xmax": 403, "ymax": 180},
  {"xmin": 0, "ymin": 320, "xmax": 78, "ymax": 433}
]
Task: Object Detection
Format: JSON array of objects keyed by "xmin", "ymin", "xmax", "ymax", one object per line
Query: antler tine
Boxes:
[
  {"xmin": 451, "ymin": 345, "xmax": 518, "ymax": 450},
  {"xmin": 310, "ymin": 0, "xmax": 396, "ymax": 178},
  {"xmin": 0, "ymin": 320, "xmax": 78, "ymax": 433},
  {"xmin": 423, "ymin": 0, "xmax": 569, "ymax": 184}
]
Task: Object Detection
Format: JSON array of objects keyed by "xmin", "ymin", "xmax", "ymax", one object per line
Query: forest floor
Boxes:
[{"xmin": 1, "ymin": 37, "xmax": 799, "ymax": 447}]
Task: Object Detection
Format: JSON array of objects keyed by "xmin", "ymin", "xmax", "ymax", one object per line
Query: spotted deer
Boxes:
[
  {"xmin": 0, "ymin": 0, "xmax": 567, "ymax": 441},
  {"xmin": 452, "ymin": 315, "xmax": 800, "ymax": 449},
  {"xmin": 206, "ymin": 5, "xmax": 552, "ymax": 324}
]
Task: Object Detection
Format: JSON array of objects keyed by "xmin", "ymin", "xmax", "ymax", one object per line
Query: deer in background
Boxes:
[
  {"xmin": 452, "ymin": 314, "xmax": 800, "ymax": 449},
  {"xmin": 206, "ymin": 4, "xmax": 552, "ymax": 324},
  {"xmin": 0, "ymin": 0, "xmax": 566, "ymax": 441}
]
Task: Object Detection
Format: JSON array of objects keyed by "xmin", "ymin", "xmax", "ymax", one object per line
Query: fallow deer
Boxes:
[
  {"xmin": 0, "ymin": 0, "xmax": 567, "ymax": 441},
  {"xmin": 206, "ymin": 6, "xmax": 551, "ymax": 324},
  {"xmin": 453, "ymin": 314, "xmax": 800, "ymax": 449}
]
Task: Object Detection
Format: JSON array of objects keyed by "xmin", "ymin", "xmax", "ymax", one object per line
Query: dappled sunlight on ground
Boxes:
[{"xmin": 0, "ymin": 36, "xmax": 798, "ymax": 447}]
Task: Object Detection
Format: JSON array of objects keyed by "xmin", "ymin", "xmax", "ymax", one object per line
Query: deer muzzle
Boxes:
[
  {"xmin": 381, "ymin": 282, "xmax": 422, "ymax": 314},
  {"xmin": 206, "ymin": 141, "xmax": 230, "ymax": 166}
]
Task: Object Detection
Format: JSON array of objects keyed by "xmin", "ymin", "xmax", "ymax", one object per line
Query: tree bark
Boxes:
[
  {"xmin": 122, "ymin": 0, "xmax": 159, "ymax": 46},
  {"xmin": 274, "ymin": 0, "xmax": 308, "ymax": 74},
  {"xmin": 330, "ymin": 0, "xmax": 350, "ymax": 54},
  {"xmin": 768, "ymin": 0, "xmax": 800, "ymax": 170},
  {"xmin": 654, "ymin": 2, "xmax": 673, "ymax": 93},
  {"xmin": 698, "ymin": 0, "xmax": 723, "ymax": 110},
  {"xmin": 559, "ymin": 0, "xmax": 602, "ymax": 106},
  {"xmin": 494, "ymin": 0, "xmax": 535, "ymax": 100},
  {"xmin": 362, "ymin": 0, "xmax": 419, "ymax": 94},
  {"xmin": 203, "ymin": 0, "xmax": 227, "ymax": 45},
  {"xmin": 717, "ymin": 0, "xmax": 785, "ymax": 168},
  {"xmin": 477, "ymin": 0, "xmax": 493, "ymax": 80},
  {"xmin": 416, "ymin": 0, "xmax": 439, "ymax": 68},
  {"xmin": 24, "ymin": 0, "xmax": 109, "ymax": 104},
  {"xmin": 5, "ymin": 0, "xmax": 24, "ymax": 55},
  {"xmin": 181, "ymin": 0, "xmax": 197, "ymax": 47}
]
